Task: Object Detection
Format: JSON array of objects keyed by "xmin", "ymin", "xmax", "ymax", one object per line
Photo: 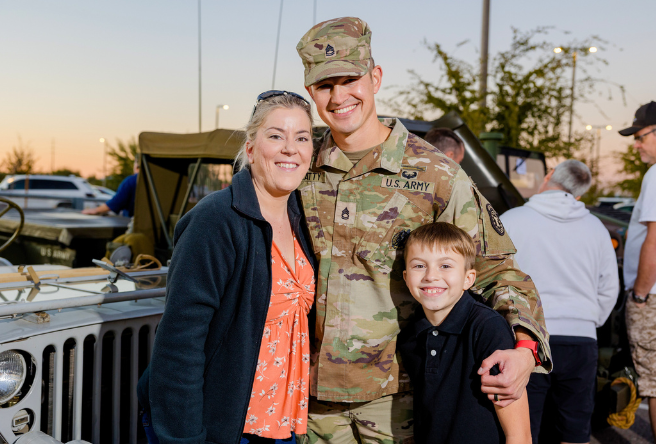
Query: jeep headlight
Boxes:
[{"xmin": 0, "ymin": 350, "xmax": 26, "ymax": 404}]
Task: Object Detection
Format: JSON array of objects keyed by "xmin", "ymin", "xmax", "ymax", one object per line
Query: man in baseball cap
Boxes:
[
  {"xmin": 295, "ymin": 17, "xmax": 550, "ymax": 443},
  {"xmin": 619, "ymin": 101, "xmax": 656, "ymax": 441}
]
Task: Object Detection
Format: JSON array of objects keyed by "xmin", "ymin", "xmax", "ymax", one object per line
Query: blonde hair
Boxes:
[
  {"xmin": 234, "ymin": 94, "xmax": 313, "ymax": 172},
  {"xmin": 404, "ymin": 222, "xmax": 476, "ymax": 270}
]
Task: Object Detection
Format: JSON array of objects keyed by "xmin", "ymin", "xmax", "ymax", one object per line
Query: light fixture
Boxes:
[
  {"xmin": 0, "ymin": 350, "xmax": 26, "ymax": 405},
  {"xmin": 553, "ymin": 47, "xmax": 563, "ymax": 54},
  {"xmin": 586, "ymin": 125, "xmax": 592, "ymax": 131},
  {"xmin": 606, "ymin": 125, "xmax": 612, "ymax": 131},
  {"xmin": 589, "ymin": 47, "xmax": 598, "ymax": 53}
]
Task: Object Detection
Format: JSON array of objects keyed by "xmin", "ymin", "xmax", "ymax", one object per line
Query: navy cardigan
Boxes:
[{"xmin": 137, "ymin": 169, "xmax": 317, "ymax": 444}]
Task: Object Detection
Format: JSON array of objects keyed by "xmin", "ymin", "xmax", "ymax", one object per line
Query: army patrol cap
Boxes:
[{"xmin": 296, "ymin": 17, "xmax": 372, "ymax": 87}]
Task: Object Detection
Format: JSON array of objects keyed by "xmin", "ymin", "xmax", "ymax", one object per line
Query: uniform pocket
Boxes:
[{"xmin": 356, "ymin": 192, "xmax": 430, "ymax": 276}]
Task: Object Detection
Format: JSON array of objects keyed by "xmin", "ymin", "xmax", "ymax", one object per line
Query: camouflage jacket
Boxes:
[{"xmin": 299, "ymin": 119, "xmax": 551, "ymax": 402}]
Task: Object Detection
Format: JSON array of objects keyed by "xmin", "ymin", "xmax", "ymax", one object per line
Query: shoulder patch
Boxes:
[{"xmin": 486, "ymin": 203, "xmax": 505, "ymax": 236}]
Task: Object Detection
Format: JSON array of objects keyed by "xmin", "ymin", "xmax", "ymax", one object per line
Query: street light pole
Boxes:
[
  {"xmin": 198, "ymin": 0, "xmax": 202, "ymax": 133},
  {"xmin": 215, "ymin": 105, "xmax": 229, "ymax": 129},
  {"xmin": 479, "ymin": 0, "xmax": 490, "ymax": 109},
  {"xmin": 272, "ymin": 0, "xmax": 284, "ymax": 89},
  {"xmin": 99, "ymin": 138, "xmax": 107, "ymax": 188},
  {"xmin": 568, "ymin": 51, "xmax": 577, "ymax": 145},
  {"xmin": 585, "ymin": 124, "xmax": 612, "ymax": 186},
  {"xmin": 554, "ymin": 46, "xmax": 597, "ymax": 147}
]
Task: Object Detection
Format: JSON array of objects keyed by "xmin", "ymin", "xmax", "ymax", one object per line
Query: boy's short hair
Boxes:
[{"xmin": 404, "ymin": 222, "xmax": 476, "ymax": 270}]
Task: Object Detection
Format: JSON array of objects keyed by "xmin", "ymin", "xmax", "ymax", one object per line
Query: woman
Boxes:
[{"xmin": 137, "ymin": 91, "xmax": 316, "ymax": 444}]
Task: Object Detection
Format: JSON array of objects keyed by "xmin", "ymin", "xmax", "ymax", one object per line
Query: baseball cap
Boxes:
[
  {"xmin": 619, "ymin": 101, "xmax": 656, "ymax": 136},
  {"xmin": 296, "ymin": 17, "xmax": 372, "ymax": 87}
]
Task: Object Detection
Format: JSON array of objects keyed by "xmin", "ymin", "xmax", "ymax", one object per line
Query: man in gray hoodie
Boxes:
[{"xmin": 500, "ymin": 159, "xmax": 619, "ymax": 444}]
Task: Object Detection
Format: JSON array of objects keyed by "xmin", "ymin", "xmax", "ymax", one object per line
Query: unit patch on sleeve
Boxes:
[
  {"xmin": 381, "ymin": 177, "xmax": 434, "ymax": 194},
  {"xmin": 391, "ymin": 229, "xmax": 412, "ymax": 250},
  {"xmin": 486, "ymin": 203, "xmax": 505, "ymax": 236}
]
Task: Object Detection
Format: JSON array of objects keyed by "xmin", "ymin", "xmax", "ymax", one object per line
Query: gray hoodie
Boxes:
[{"xmin": 500, "ymin": 190, "xmax": 619, "ymax": 339}]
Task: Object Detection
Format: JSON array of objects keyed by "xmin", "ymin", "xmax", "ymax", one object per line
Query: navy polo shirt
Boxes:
[
  {"xmin": 397, "ymin": 292, "xmax": 515, "ymax": 444},
  {"xmin": 106, "ymin": 173, "xmax": 137, "ymax": 217}
]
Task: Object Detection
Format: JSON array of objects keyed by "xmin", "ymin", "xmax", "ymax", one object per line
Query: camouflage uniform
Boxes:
[
  {"xmin": 299, "ymin": 119, "xmax": 551, "ymax": 405},
  {"xmin": 296, "ymin": 17, "xmax": 550, "ymax": 442}
]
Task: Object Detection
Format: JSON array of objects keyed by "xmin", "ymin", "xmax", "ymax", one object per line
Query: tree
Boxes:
[
  {"xmin": 105, "ymin": 137, "xmax": 139, "ymax": 190},
  {"xmin": 614, "ymin": 144, "xmax": 649, "ymax": 198},
  {"xmin": 1, "ymin": 137, "xmax": 38, "ymax": 174},
  {"xmin": 86, "ymin": 175, "xmax": 102, "ymax": 186},
  {"xmin": 52, "ymin": 168, "xmax": 82, "ymax": 177},
  {"xmin": 385, "ymin": 28, "xmax": 621, "ymax": 160}
]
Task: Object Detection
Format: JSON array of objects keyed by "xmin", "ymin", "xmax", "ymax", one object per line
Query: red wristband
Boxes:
[{"xmin": 515, "ymin": 340, "xmax": 541, "ymax": 366}]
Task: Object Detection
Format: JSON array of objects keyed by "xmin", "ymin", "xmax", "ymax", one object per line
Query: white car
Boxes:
[
  {"xmin": 0, "ymin": 175, "xmax": 103, "ymax": 210},
  {"xmin": 91, "ymin": 185, "xmax": 116, "ymax": 199}
]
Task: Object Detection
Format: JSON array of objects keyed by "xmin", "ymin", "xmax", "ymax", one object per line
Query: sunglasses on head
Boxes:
[{"xmin": 252, "ymin": 90, "xmax": 310, "ymax": 116}]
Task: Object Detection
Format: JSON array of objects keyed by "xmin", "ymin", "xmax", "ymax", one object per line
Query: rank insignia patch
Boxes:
[
  {"xmin": 486, "ymin": 203, "xmax": 505, "ymax": 236},
  {"xmin": 325, "ymin": 44, "xmax": 335, "ymax": 57},
  {"xmin": 334, "ymin": 201, "xmax": 356, "ymax": 225}
]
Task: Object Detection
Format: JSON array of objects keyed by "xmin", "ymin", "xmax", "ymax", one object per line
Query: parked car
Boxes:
[
  {"xmin": 0, "ymin": 175, "xmax": 103, "ymax": 210},
  {"xmin": 91, "ymin": 185, "xmax": 116, "ymax": 199}
]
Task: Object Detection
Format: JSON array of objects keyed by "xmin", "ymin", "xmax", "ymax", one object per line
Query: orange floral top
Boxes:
[{"xmin": 243, "ymin": 235, "xmax": 315, "ymax": 438}]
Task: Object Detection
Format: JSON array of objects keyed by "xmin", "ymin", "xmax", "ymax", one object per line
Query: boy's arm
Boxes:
[{"xmin": 494, "ymin": 389, "xmax": 531, "ymax": 444}]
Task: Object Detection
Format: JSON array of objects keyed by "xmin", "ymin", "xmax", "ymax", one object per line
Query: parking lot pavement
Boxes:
[{"xmin": 592, "ymin": 400, "xmax": 654, "ymax": 443}]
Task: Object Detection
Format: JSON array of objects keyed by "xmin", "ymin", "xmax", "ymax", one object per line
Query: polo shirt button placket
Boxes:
[
  {"xmin": 432, "ymin": 330, "xmax": 439, "ymax": 336},
  {"xmin": 430, "ymin": 349, "xmax": 437, "ymax": 356}
]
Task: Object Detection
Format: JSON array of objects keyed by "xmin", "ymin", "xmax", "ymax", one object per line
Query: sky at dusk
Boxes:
[{"xmin": 1, "ymin": 1, "xmax": 655, "ymax": 187}]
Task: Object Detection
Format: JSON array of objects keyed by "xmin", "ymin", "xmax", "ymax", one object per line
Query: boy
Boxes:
[{"xmin": 398, "ymin": 222, "xmax": 531, "ymax": 443}]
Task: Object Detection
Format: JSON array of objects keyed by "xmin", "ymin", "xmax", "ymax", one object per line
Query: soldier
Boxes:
[
  {"xmin": 295, "ymin": 17, "xmax": 551, "ymax": 442},
  {"xmin": 424, "ymin": 127, "xmax": 466, "ymax": 164}
]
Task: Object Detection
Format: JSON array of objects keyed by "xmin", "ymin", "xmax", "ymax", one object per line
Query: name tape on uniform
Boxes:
[
  {"xmin": 302, "ymin": 172, "xmax": 326, "ymax": 183},
  {"xmin": 381, "ymin": 177, "xmax": 434, "ymax": 194}
]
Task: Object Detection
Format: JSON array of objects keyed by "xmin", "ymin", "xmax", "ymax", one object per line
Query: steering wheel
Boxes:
[{"xmin": 0, "ymin": 198, "xmax": 25, "ymax": 254}]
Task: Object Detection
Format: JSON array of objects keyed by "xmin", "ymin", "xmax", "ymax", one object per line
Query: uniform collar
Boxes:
[
  {"xmin": 410, "ymin": 291, "xmax": 475, "ymax": 337},
  {"xmin": 314, "ymin": 118, "xmax": 408, "ymax": 178}
]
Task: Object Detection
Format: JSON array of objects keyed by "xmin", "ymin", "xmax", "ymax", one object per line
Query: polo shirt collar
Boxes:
[
  {"xmin": 314, "ymin": 118, "xmax": 408, "ymax": 176},
  {"xmin": 410, "ymin": 291, "xmax": 475, "ymax": 337}
]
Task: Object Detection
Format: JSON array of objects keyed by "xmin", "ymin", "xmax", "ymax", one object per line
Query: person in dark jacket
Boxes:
[{"xmin": 137, "ymin": 91, "xmax": 317, "ymax": 444}]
